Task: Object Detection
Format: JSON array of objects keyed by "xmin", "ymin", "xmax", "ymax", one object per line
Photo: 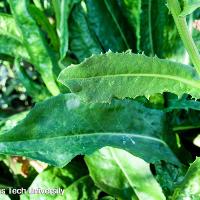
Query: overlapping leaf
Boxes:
[
  {"xmin": 68, "ymin": 3, "xmax": 102, "ymax": 61},
  {"xmin": 21, "ymin": 159, "xmax": 100, "ymax": 200},
  {"xmin": 0, "ymin": 94, "xmax": 178, "ymax": 167},
  {"xmin": 85, "ymin": 147, "xmax": 166, "ymax": 200},
  {"xmin": 8, "ymin": 0, "xmax": 60, "ymax": 96},
  {"xmin": 180, "ymin": 0, "xmax": 200, "ymax": 16},
  {"xmin": 58, "ymin": 52, "xmax": 200, "ymax": 103},
  {"xmin": 53, "ymin": 0, "xmax": 81, "ymax": 60},
  {"xmin": 172, "ymin": 157, "xmax": 200, "ymax": 199}
]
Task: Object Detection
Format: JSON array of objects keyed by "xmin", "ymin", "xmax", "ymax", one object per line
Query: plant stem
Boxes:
[{"xmin": 167, "ymin": 0, "xmax": 200, "ymax": 74}]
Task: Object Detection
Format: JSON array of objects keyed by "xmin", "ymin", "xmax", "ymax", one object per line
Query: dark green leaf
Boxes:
[
  {"xmin": 0, "ymin": 94, "xmax": 178, "ymax": 167},
  {"xmin": 85, "ymin": 0, "xmax": 128, "ymax": 52},
  {"xmin": 154, "ymin": 162, "xmax": 186, "ymax": 197},
  {"xmin": 116, "ymin": 0, "xmax": 141, "ymax": 50},
  {"xmin": 140, "ymin": 0, "xmax": 185, "ymax": 60},
  {"xmin": 165, "ymin": 94, "xmax": 200, "ymax": 112},
  {"xmin": 172, "ymin": 157, "xmax": 200, "ymax": 199},
  {"xmin": 69, "ymin": 3, "xmax": 102, "ymax": 61}
]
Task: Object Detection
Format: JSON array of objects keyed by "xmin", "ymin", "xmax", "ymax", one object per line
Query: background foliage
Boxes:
[{"xmin": 0, "ymin": 0, "xmax": 200, "ymax": 199}]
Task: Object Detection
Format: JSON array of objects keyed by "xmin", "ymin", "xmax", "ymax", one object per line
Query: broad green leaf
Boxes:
[
  {"xmin": 69, "ymin": 3, "xmax": 102, "ymax": 61},
  {"xmin": 0, "ymin": 35, "xmax": 29, "ymax": 60},
  {"xmin": 116, "ymin": 0, "xmax": 141, "ymax": 50},
  {"xmin": 0, "ymin": 94, "xmax": 178, "ymax": 167},
  {"xmin": 21, "ymin": 159, "xmax": 91, "ymax": 200},
  {"xmin": 180, "ymin": 0, "xmax": 200, "ymax": 16},
  {"xmin": 8, "ymin": 0, "xmax": 60, "ymax": 96},
  {"xmin": 85, "ymin": 0, "xmax": 128, "ymax": 52},
  {"xmin": 85, "ymin": 147, "xmax": 166, "ymax": 200},
  {"xmin": 58, "ymin": 52, "xmax": 200, "ymax": 103},
  {"xmin": 172, "ymin": 157, "xmax": 200, "ymax": 199},
  {"xmin": 53, "ymin": 0, "xmax": 80, "ymax": 60},
  {"xmin": 14, "ymin": 58, "xmax": 50, "ymax": 102},
  {"xmin": 0, "ymin": 13, "xmax": 21, "ymax": 40}
]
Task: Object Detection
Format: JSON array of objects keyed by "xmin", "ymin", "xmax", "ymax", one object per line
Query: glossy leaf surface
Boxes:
[{"xmin": 85, "ymin": 147, "xmax": 166, "ymax": 200}]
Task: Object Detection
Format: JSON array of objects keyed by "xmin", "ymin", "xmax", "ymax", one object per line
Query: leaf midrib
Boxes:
[
  {"xmin": 61, "ymin": 73, "xmax": 200, "ymax": 89},
  {"xmin": 0, "ymin": 132, "xmax": 167, "ymax": 146},
  {"xmin": 109, "ymin": 148, "xmax": 139, "ymax": 200}
]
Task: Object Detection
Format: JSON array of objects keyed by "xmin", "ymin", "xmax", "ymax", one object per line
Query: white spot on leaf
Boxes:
[{"xmin": 66, "ymin": 98, "xmax": 80, "ymax": 110}]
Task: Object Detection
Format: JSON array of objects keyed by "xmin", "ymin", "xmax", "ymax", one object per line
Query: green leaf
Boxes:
[
  {"xmin": 0, "ymin": 111, "xmax": 28, "ymax": 135},
  {"xmin": 58, "ymin": 52, "xmax": 200, "ymax": 103},
  {"xmin": 85, "ymin": 147, "xmax": 166, "ymax": 200},
  {"xmin": 172, "ymin": 157, "xmax": 200, "ymax": 199},
  {"xmin": 100, "ymin": 197, "xmax": 115, "ymax": 200},
  {"xmin": 29, "ymin": 5, "xmax": 59, "ymax": 51},
  {"xmin": 165, "ymin": 94, "xmax": 200, "ymax": 112},
  {"xmin": 180, "ymin": 0, "xmax": 200, "ymax": 16},
  {"xmin": 8, "ymin": 0, "xmax": 60, "ymax": 96},
  {"xmin": 53, "ymin": 0, "xmax": 81, "ymax": 60},
  {"xmin": 32, "ymin": 0, "xmax": 43, "ymax": 10},
  {"xmin": 140, "ymin": 0, "xmax": 185, "ymax": 61},
  {"xmin": 61, "ymin": 175, "xmax": 100, "ymax": 200},
  {"xmin": 0, "ymin": 13, "xmax": 30, "ymax": 60},
  {"xmin": 69, "ymin": 3, "xmax": 102, "ymax": 61},
  {"xmin": 85, "ymin": 0, "xmax": 128, "ymax": 52},
  {"xmin": 0, "ymin": 35, "xmax": 29, "ymax": 60},
  {"xmin": 21, "ymin": 159, "xmax": 92, "ymax": 200},
  {"xmin": 154, "ymin": 162, "xmax": 186, "ymax": 197},
  {"xmin": 0, "ymin": 94, "xmax": 178, "ymax": 167},
  {"xmin": 0, "ymin": 13, "xmax": 21, "ymax": 41},
  {"xmin": 14, "ymin": 58, "xmax": 51, "ymax": 102},
  {"xmin": 103, "ymin": 0, "xmax": 133, "ymax": 49},
  {"xmin": 116, "ymin": 0, "xmax": 141, "ymax": 51}
]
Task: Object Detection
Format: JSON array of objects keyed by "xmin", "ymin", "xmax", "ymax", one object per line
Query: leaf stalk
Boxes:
[{"xmin": 167, "ymin": 0, "xmax": 200, "ymax": 75}]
